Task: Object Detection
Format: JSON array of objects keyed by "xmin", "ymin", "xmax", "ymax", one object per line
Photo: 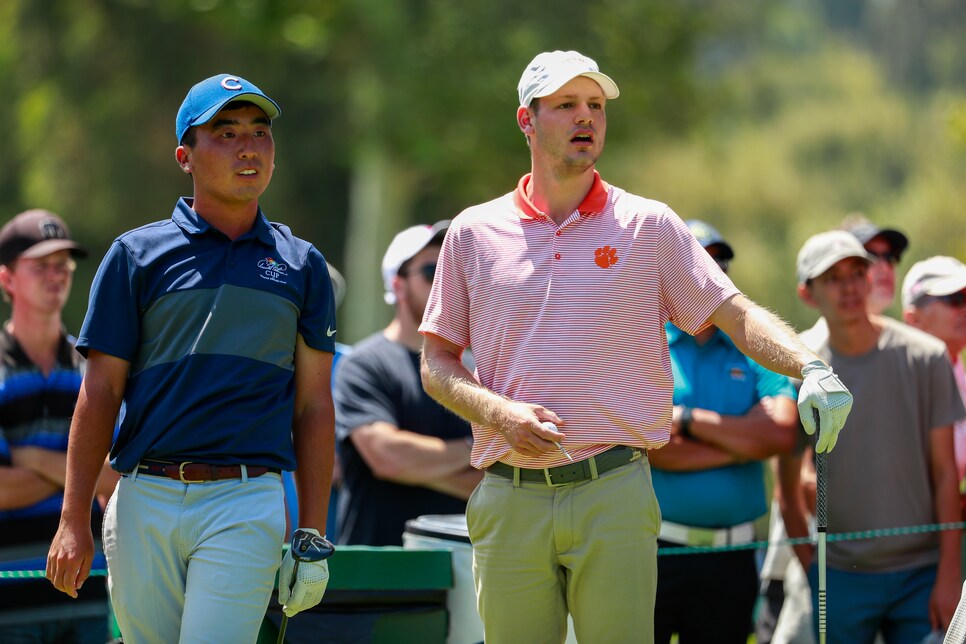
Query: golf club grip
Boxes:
[{"xmin": 813, "ymin": 409, "xmax": 828, "ymax": 528}]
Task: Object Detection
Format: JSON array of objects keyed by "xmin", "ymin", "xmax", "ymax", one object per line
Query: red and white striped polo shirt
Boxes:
[{"xmin": 420, "ymin": 172, "xmax": 740, "ymax": 469}]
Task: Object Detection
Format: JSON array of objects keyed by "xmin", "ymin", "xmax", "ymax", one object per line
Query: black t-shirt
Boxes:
[{"xmin": 334, "ymin": 332, "xmax": 472, "ymax": 546}]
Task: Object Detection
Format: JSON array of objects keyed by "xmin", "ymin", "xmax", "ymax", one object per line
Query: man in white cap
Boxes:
[
  {"xmin": 902, "ymin": 256, "xmax": 966, "ymax": 543},
  {"xmin": 778, "ymin": 231, "xmax": 963, "ymax": 642},
  {"xmin": 419, "ymin": 50, "xmax": 854, "ymax": 643},
  {"xmin": 333, "ymin": 221, "xmax": 479, "ymax": 546}
]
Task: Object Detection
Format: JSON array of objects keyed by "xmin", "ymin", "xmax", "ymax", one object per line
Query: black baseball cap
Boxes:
[
  {"xmin": 839, "ymin": 217, "xmax": 908, "ymax": 260},
  {"xmin": 0, "ymin": 209, "xmax": 88, "ymax": 266},
  {"xmin": 685, "ymin": 219, "xmax": 734, "ymax": 260}
]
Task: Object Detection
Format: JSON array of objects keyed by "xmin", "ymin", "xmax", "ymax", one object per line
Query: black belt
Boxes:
[
  {"xmin": 137, "ymin": 459, "xmax": 281, "ymax": 483},
  {"xmin": 486, "ymin": 445, "xmax": 641, "ymax": 486}
]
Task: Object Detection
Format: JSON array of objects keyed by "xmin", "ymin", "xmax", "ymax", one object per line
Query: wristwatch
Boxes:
[{"xmin": 679, "ymin": 406, "xmax": 694, "ymax": 439}]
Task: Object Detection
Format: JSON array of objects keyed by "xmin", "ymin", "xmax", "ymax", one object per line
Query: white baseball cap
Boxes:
[
  {"xmin": 381, "ymin": 220, "xmax": 450, "ymax": 304},
  {"xmin": 796, "ymin": 230, "xmax": 873, "ymax": 285},
  {"xmin": 901, "ymin": 256, "xmax": 966, "ymax": 308},
  {"xmin": 517, "ymin": 50, "xmax": 620, "ymax": 108}
]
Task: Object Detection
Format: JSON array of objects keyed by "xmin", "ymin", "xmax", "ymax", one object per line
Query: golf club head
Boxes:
[{"xmin": 290, "ymin": 529, "xmax": 335, "ymax": 563}]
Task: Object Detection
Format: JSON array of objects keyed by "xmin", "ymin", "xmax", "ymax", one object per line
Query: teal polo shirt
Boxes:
[{"xmin": 652, "ymin": 324, "xmax": 796, "ymax": 527}]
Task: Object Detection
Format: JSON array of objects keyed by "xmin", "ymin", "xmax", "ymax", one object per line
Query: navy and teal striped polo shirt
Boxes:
[{"xmin": 77, "ymin": 199, "xmax": 336, "ymax": 473}]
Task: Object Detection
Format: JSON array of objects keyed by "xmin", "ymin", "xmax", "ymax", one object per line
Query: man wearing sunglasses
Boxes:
[
  {"xmin": 902, "ymin": 256, "xmax": 966, "ymax": 539},
  {"xmin": 333, "ymin": 221, "xmax": 480, "ymax": 546}
]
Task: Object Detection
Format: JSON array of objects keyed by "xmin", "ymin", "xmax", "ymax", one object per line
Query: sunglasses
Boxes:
[
  {"xmin": 936, "ymin": 291, "xmax": 966, "ymax": 307},
  {"xmin": 402, "ymin": 262, "xmax": 437, "ymax": 283},
  {"xmin": 868, "ymin": 250, "xmax": 899, "ymax": 265},
  {"xmin": 708, "ymin": 256, "xmax": 730, "ymax": 272}
]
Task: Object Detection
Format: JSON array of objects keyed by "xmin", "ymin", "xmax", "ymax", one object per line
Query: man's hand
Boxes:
[
  {"xmin": 278, "ymin": 528, "xmax": 334, "ymax": 617},
  {"xmin": 47, "ymin": 520, "xmax": 95, "ymax": 598},
  {"xmin": 798, "ymin": 360, "xmax": 853, "ymax": 453},
  {"xmin": 494, "ymin": 403, "xmax": 565, "ymax": 457}
]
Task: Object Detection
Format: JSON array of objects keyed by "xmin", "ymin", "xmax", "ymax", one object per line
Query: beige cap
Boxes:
[{"xmin": 796, "ymin": 230, "xmax": 873, "ymax": 285}]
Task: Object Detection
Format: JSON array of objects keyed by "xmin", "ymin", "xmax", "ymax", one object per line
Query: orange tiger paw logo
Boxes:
[{"xmin": 594, "ymin": 246, "xmax": 619, "ymax": 268}]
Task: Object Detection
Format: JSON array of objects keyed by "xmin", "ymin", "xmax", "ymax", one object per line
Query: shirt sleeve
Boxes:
[
  {"xmin": 297, "ymin": 246, "xmax": 337, "ymax": 353},
  {"xmin": 750, "ymin": 359, "xmax": 797, "ymax": 401},
  {"xmin": 657, "ymin": 208, "xmax": 741, "ymax": 335},
  {"xmin": 927, "ymin": 352, "xmax": 966, "ymax": 431},
  {"xmin": 419, "ymin": 219, "xmax": 471, "ymax": 348},
  {"xmin": 76, "ymin": 240, "xmax": 141, "ymax": 361}
]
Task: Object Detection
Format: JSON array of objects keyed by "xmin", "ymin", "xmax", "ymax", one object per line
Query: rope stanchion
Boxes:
[{"xmin": 2, "ymin": 521, "xmax": 963, "ymax": 577}]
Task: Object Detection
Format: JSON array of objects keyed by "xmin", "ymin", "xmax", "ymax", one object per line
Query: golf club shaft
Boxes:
[
  {"xmin": 814, "ymin": 409, "xmax": 828, "ymax": 644},
  {"xmin": 276, "ymin": 560, "xmax": 300, "ymax": 644}
]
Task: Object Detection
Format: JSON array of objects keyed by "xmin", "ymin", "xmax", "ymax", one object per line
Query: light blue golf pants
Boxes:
[{"xmin": 103, "ymin": 471, "xmax": 286, "ymax": 644}]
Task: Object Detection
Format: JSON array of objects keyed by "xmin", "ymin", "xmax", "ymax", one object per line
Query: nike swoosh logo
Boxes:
[{"xmin": 326, "ymin": 327, "xmax": 337, "ymax": 337}]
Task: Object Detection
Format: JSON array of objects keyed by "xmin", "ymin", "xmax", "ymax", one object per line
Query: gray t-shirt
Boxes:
[{"xmin": 803, "ymin": 316, "xmax": 965, "ymax": 572}]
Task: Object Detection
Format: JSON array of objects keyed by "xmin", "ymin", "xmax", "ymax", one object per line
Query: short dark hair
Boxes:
[{"xmin": 179, "ymin": 100, "xmax": 270, "ymax": 147}]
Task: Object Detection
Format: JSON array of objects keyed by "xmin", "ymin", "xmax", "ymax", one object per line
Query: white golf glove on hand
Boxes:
[
  {"xmin": 798, "ymin": 360, "xmax": 853, "ymax": 453},
  {"xmin": 278, "ymin": 528, "xmax": 333, "ymax": 618}
]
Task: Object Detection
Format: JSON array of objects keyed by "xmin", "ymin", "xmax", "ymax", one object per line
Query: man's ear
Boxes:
[
  {"xmin": 901, "ymin": 306, "xmax": 920, "ymax": 326},
  {"xmin": 797, "ymin": 283, "xmax": 818, "ymax": 309},
  {"xmin": 175, "ymin": 146, "xmax": 192, "ymax": 174},
  {"xmin": 517, "ymin": 106, "xmax": 534, "ymax": 135}
]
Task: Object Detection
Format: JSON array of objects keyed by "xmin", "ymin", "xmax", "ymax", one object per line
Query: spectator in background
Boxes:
[
  {"xmin": 334, "ymin": 221, "xmax": 479, "ymax": 546},
  {"xmin": 0, "ymin": 209, "xmax": 118, "ymax": 643},
  {"xmin": 783, "ymin": 231, "xmax": 963, "ymax": 641},
  {"xmin": 902, "ymin": 256, "xmax": 966, "ymax": 575},
  {"xmin": 801, "ymin": 215, "xmax": 909, "ymax": 348},
  {"xmin": 651, "ymin": 220, "xmax": 798, "ymax": 643},
  {"xmin": 839, "ymin": 214, "xmax": 909, "ymax": 315}
]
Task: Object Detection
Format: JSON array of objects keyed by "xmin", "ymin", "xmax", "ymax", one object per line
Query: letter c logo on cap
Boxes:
[{"xmin": 221, "ymin": 77, "xmax": 243, "ymax": 91}]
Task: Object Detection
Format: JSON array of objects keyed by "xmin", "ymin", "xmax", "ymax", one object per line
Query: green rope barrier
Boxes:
[
  {"xmin": 657, "ymin": 521, "xmax": 965, "ymax": 556},
  {"xmin": 0, "ymin": 569, "xmax": 108, "ymax": 579},
  {"xmin": 2, "ymin": 521, "xmax": 963, "ymax": 578}
]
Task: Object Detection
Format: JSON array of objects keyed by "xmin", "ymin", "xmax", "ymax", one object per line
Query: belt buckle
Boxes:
[{"xmin": 178, "ymin": 462, "xmax": 204, "ymax": 483}]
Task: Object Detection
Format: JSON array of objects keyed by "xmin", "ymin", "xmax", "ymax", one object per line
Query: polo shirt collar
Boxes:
[
  {"xmin": 0, "ymin": 324, "xmax": 79, "ymax": 370},
  {"xmin": 513, "ymin": 171, "xmax": 609, "ymax": 220},
  {"xmin": 172, "ymin": 198, "xmax": 276, "ymax": 246}
]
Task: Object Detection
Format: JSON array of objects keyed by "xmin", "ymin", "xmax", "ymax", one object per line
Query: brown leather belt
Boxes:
[{"xmin": 137, "ymin": 459, "xmax": 280, "ymax": 483}]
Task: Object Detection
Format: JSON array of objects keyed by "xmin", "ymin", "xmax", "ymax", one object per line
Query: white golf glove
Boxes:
[
  {"xmin": 278, "ymin": 528, "xmax": 332, "ymax": 617},
  {"xmin": 798, "ymin": 360, "xmax": 853, "ymax": 453}
]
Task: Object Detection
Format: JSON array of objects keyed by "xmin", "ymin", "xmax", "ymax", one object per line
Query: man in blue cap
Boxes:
[
  {"xmin": 650, "ymin": 220, "xmax": 799, "ymax": 643},
  {"xmin": 46, "ymin": 74, "xmax": 337, "ymax": 641}
]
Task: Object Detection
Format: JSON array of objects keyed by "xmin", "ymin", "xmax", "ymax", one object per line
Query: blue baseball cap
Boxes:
[
  {"xmin": 685, "ymin": 219, "xmax": 734, "ymax": 260},
  {"xmin": 176, "ymin": 73, "xmax": 281, "ymax": 143}
]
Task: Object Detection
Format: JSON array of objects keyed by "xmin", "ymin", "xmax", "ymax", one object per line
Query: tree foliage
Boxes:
[{"xmin": 0, "ymin": 0, "xmax": 963, "ymax": 339}]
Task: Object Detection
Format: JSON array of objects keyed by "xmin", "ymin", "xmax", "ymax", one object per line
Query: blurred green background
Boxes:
[{"xmin": 1, "ymin": 0, "xmax": 964, "ymax": 343}]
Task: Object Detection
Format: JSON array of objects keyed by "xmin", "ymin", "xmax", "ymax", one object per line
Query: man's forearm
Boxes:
[
  {"xmin": 61, "ymin": 386, "xmax": 120, "ymax": 524},
  {"xmin": 293, "ymin": 407, "xmax": 334, "ymax": 534},
  {"xmin": 648, "ymin": 437, "xmax": 739, "ymax": 471},
  {"xmin": 0, "ymin": 466, "xmax": 60, "ymax": 509},
  {"xmin": 712, "ymin": 295, "xmax": 820, "ymax": 380},
  {"xmin": 420, "ymin": 344, "xmax": 507, "ymax": 429},
  {"xmin": 424, "ymin": 467, "xmax": 484, "ymax": 500},
  {"xmin": 688, "ymin": 399, "xmax": 797, "ymax": 460}
]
